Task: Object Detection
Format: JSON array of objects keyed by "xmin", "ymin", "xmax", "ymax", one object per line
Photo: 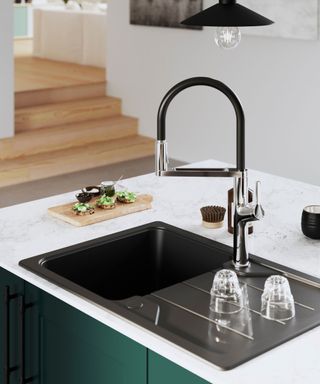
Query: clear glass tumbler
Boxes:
[
  {"xmin": 261, "ymin": 275, "xmax": 295, "ymax": 321},
  {"xmin": 210, "ymin": 269, "xmax": 244, "ymax": 314}
]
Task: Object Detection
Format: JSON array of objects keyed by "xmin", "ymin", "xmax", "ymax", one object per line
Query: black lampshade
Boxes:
[{"xmin": 181, "ymin": 0, "xmax": 274, "ymax": 27}]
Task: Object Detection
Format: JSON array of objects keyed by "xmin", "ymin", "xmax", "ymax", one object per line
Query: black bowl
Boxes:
[
  {"xmin": 82, "ymin": 185, "xmax": 101, "ymax": 197},
  {"xmin": 301, "ymin": 206, "xmax": 320, "ymax": 239},
  {"xmin": 75, "ymin": 192, "xmax": 92, "ymax": 204}
]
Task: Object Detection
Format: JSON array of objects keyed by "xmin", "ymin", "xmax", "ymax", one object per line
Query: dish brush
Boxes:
[{"xmin": 200, "ymin": 206, "xmax": 226, "ymax": 229}]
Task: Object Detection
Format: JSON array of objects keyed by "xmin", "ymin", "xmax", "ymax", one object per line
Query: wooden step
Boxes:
[
  {"xmin": 0, "ymin": 136, "xmax": 155, "ymax": 187},
  {"xmin": 15, "ymin": 96, "xmax": 122, "ymax": 132},
  {"xmin": 0, "ymin": 116, "xmax": 138, "ymax": 160},
  {"xmin": 15, "ymin": 82, "xmax": 107, "ymax": 109},
  {"xmin": 15, "ymin": 56, "xmax": 105, "ymax": 93}
]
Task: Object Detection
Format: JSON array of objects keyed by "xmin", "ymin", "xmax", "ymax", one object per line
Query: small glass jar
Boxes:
[{"xmin": 100, "ymin": 181, "xmax": 116, "ymax": 197}]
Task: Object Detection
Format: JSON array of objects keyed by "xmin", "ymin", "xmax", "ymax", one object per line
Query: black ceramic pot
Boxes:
[
  {"xmin": 76, "ymin": 192, "xmax": 92, "ymax": 204},
  {"xmin": 301, "ymin": 206, "xmax": 320, "ymax": 239},
  {"xmin": 82, "ymin": 186, "xmax": 101, "ymax": 197}
]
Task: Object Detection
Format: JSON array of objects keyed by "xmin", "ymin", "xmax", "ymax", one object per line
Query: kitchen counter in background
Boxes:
[
  {"xmin": 1, "ymin": 159, "xmax": 320, "ymax": 384},
  {"xmin": 33, "ymin": 8, "xmax": 107, "ymax": 67}
]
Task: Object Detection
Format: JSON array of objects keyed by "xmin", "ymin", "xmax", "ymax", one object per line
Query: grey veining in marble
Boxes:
[{"xmin": 1, "ymin": 159, "xmax": 320, "ymax": 384}]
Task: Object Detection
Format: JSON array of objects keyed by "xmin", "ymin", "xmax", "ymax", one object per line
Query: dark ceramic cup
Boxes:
[
  {"xmin": 75, "ymin": 192, "xmax": 92, "ymax": 204},
  {"xmin": 301, "ymin": 206, "xmax": 320, "ymax": 239}
]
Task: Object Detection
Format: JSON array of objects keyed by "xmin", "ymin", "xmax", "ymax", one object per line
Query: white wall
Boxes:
[
  {"xmin": 107, "ymin": 0, "xmax": 320, "ymax": 185},
  {"xmin": 0, "ymin": 1, "xmax": 14, "ymax": 138}
]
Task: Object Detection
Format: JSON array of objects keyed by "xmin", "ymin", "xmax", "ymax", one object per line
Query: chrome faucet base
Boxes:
[{"xmin": 233, "ymin": 260, "xmax": 251, "ymax": 269}]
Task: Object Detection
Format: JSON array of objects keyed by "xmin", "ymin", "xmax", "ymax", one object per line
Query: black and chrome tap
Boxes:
[{"xmin": 155, "ymin": 76, "xmax": 264, "ymax": 268}]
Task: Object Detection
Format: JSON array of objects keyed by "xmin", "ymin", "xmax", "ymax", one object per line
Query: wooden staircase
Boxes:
[
  {"xmin": 15, "ymin": 96, "xmax": 122, "ymax": 132},
  {"xmin": 0, "ymin": 81, "xmax": 154, "ymax": 188}
]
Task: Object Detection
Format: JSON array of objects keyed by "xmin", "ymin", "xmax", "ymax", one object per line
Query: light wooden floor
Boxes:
[{"xmin": 14, "ymin": 39, "xmax": 106, "ymax": 93}]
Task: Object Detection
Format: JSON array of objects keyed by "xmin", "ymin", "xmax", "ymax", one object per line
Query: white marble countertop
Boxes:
[{"xmin": 1, "ymin": 159, "xmax": 320, "ymax": 384}]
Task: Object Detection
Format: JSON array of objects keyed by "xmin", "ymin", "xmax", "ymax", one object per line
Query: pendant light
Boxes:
[{"xmin": 181, "ymin": 0, "xmax": 274, "ymax": 49}]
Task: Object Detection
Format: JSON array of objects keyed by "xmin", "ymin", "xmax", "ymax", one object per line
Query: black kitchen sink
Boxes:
[
  {"xmin": 19, "ymin": 222, "xmax": 320, "ymax": 370},
  {"xmin": 22, "ymin": 222, "xmax": 231, "ymax": 300}
]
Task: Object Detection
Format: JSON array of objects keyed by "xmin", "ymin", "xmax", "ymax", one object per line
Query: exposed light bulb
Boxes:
[{"xmin": 214, "ymin": 27, "xmax": 241, "ymax": 49}]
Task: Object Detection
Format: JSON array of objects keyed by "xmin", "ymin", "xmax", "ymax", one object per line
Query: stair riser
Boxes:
[
  {"xmin": 15, "ymin": 98, "xmax": 122, "ymax": 132},
  {"xmin": 15, "ymin": 82, "xmax": 107, "ymax": 109},
  {"xmin": 0, "ymin": 139, "xmax": 154, "ymax": 188},
  {"xmin": 0, "ymin": 118, "xmax": 138, "ymax": 160}
]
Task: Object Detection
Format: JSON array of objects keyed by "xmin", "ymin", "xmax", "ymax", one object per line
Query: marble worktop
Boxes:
[{"xmin": 1, "ymin": 159, "xmax": 320, "ymax": 384}]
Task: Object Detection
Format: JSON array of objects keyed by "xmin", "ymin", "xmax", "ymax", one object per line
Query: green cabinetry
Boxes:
[
  {"xmin": 1, "ymin": 267, "xmax": 210, "ymax": 384},
  {"xmin": 0, "ymin": 271, "xmax": 40, "ymax": 384},
  {"xmin": 148, "ymin": 351, "xmax": 210, "ymax": 384},
  {"xmin": 39, "ymin": 292, "xmax": 147, "ymax": 384},
  {"xmin": 0, "ymin": 268, "xmax": 146, "ymax": 384},
  {"xmin": 0, "ymin": 268, "xmax": 24, "ymax": 384}
]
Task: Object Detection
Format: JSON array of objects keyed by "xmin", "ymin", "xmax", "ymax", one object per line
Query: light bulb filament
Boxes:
[{"xmin": 214, "ymin": 27, "xmax": 242, "ymax": 49}]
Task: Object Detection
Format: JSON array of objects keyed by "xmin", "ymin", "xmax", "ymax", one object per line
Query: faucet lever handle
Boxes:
[
  {"xmin": 254, "ymin": 181, "xmax": 265, "ymax": 220},
  {"xmin": 255, "ymin": 181, "xmax": 262, "ymax": 205}
]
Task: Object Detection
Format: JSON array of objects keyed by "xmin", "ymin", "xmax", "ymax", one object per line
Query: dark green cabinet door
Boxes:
[
  {"xmin": 2, "ymin": 268, "xmax": 208, "ymax": 384},
  {"xmin": 24, "ymin": 282, "xmax": 40, "ymax": 384},
  {"xmin": 39, "ymin": 291, "xmax": 147, "ymax": 384},
  {"xmin": 148, "ymin": 351, "xmax": 210, "ymax": 384},
  {"xmin": 0, "ymin": 268, "xmax": 24, "ymax": 384}
]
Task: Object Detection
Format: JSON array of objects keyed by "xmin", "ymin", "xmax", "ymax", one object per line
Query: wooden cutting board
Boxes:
[{"xmin": 48, "ymin": 194, "xmax": 153, "ymax": 227}]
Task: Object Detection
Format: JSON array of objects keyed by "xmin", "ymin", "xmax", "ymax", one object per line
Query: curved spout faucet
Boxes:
[{"xmin": 155, "ymin": 77, "xmax": 264, "ymax": 268}]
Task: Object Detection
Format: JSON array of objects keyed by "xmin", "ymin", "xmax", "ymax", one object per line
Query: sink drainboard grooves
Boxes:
[
  {"xmin": 244, "ymin": 282, "xmax": 315, "ymax": 311},
  {"xmin": 257, "ymin": 261, "xmax": 320, "ymax": 289},
  {"xmin": 151, "ymin": 293, "xmax": 255, "ymax": 341},
  {"xmin": 183, "ymin": 281, "xmax": 287, "ymax": 326}
]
